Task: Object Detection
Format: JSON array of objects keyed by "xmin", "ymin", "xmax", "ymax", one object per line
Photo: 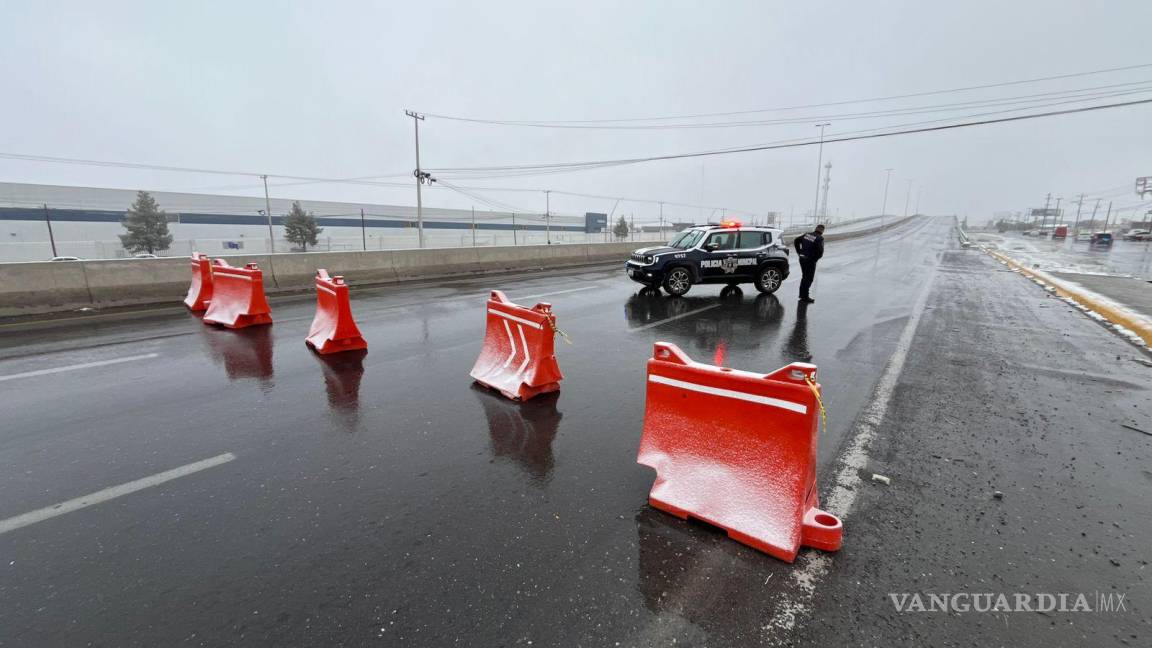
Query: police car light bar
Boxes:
[{"xmin": 721, "ymin": 220, "xmax": 742, "ymax": 228}]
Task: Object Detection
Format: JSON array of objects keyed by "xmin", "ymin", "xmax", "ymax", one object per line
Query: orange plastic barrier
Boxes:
[
  {"xmin": 637, "ymin": 342, "xmax": 842, "ymax": 562},
  {"xmin": 306, "ymin": 269, "xmax": 368, "ymax": 354},
  {"xmin": 183, "ymin": 252, "xmax": 213, "ymax": 311},
  {"xmin": 469, "ymin": 290, "xmax": 563, "ymax": 401},
  {"xmin": 201, "ymin": 260, "xmax": 272, "ymax": 329}
]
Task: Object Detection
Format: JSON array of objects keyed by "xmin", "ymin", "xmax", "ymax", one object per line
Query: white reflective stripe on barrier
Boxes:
[{"xmin": 648, "ymin": 374, "xmax": 808, "ymax": 415}]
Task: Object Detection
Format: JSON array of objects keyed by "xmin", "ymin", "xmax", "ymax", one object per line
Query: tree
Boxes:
[
  {"xmin": 283, "ymin": 201, "xmax": 323, "ymax": 251},
  {"xmin": 119, "ymin": 191, "xmax": 173, "ymax": 254},
  {"xmin": 612, "ymin": 215, "xmax": 630, "ymax": 240}
]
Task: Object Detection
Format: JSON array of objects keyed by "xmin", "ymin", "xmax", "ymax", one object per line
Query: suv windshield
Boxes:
[{"xmin": 668, "ymin": 229, "xmax": 705, "ymax": 249}]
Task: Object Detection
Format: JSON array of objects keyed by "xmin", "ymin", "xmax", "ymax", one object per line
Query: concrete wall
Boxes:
[
  {"xmin": 0, "ymin": 216, "xmax": 918, "ymax": 318},
  {"xmin": 0, "ymin": 240, "xmax": 661, "ymax": 317}
]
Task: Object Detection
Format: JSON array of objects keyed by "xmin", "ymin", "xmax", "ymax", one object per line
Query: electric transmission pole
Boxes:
[
  {"xmin": 903, "ymin": 179, "xmax": 914, "ymax": 218},
  {"xmin": 545, "ymin": 190, "xmax": 551, "ymax": 244},
  {"xmin": 813, "ymin": 123, "xmax": 830, "ymax": 222},
  {"xmin": 405, "ymin": 110, "xmax": 427, "ymax": 248},
  {"xmin": 819, "ymin": 162, "xmax": 832, "ymax": 224},
  {"xmin": 1071, "ymin": 193, "xmax": 1084, "ymax": 234},
  {"xmin": 880, "ymin": 168, "xmax": 894, "ymax": 227},
  {"xmin": 262, "ymin": 174, "xmax": 275, "ymax": 253}
]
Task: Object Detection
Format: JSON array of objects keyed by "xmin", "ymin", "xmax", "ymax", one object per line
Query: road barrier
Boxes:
[
  {"xmin": 183, "ymin": 252, "xmax": 214, "ymax": 311},
  {"xmin": 470, "ymin": 290, "xmax": 563, "ymax": 401},
  {"xmin": 636, "ymin": 342, "xmax": 842, "ymax": 562},
  {"xmin": 305, "ymin": 269, "xmax": 368, "ymax": 354},
  {"xmin": 201, "ymin": 260, "xmax": 273, "ymax": 329},
  {"xmin": 0, "ymin": 217, "xmax": 919, "ymax": 318}
]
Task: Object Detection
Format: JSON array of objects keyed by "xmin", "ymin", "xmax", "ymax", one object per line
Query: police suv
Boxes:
[{"xmin": 624, "ymin": 222, "xmax": 790, "ymax": 296}]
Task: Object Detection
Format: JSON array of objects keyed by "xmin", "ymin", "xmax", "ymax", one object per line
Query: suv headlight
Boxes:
[{"xmin": 643, "ymin": 255, "xmax": 653, "ymax": 264}]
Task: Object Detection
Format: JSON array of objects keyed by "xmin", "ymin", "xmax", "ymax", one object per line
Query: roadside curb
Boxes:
[{"xmin": 981, "ymin": 247, "xmax": 1152, "ymax": 348}]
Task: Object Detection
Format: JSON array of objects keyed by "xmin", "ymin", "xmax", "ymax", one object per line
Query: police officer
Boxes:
[{"xmin": 793, "ymin": 224, "xmax": 825, "ymax": 303}]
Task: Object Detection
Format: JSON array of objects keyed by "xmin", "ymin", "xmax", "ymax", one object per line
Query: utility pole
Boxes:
[
  {"xmin": 360, "ymin": 208, "xmax": 367, "ymax": 251},
  {"xmin": 630, "ymin": 213, "xmax": 635, "ymax": 241},
  {"xmin": 405, "ymin": 110, "xmax": 427, "ymax": 248},
  {"xmin": 1071, "ymin": 194, "xmax": 1084, "ymax": 234},
  {"xmin": 813, "ymin": 123, "xmax": 830, "ymax": 222},
  {"xmin": 880, "ymin": 168, "xmax": 894, "ymax": 227},
  {"xmin": 43, "ymin": 204, "xmax": 57, "ymax": 257},
  {"xmin": 903, "ymin": 179, "xmax": 914, "ymax": 218},
  {"xmin": 512, "ymin": 213, "xmax": 517, "ymax": 245},
  {"xmin": 915, "ymin": 186, "xmax": 923, "ymax": 215},
  {"xmin": 544, "ymin": 190, "xmax": 551, "ymax": 244},
  {"xmin": 1041, "ymin": 192, "xmax": 1051, "ymax": 232},
  {"xmin": 1052, "ymin": 196, "xmax": 1062, "ymax": 238},
  {"xmin": 262, "ymin": 175, "xmax": 275, "ymax": 253},
  {"xmin": 659, "ymin": 202, "xmax": 664, "ymax": 240},
  {"xmin": 819, "ymin": 162, "xmax": 832, "ymax": 224},
  {"xmin": 471, "ymin": 206, "xmax": 476, "ymax": 247},
  {"xmin": 1089, "ymin": 199, "xmax": 1100, "ymax": 232},
  {"xmin": 1104, "ymin": 201, "xmax": 1113, "ymax": 232}
]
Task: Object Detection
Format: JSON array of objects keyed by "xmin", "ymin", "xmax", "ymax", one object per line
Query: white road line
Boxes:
[
  {"xmin": 514, "ymin": 285, "xmax": 599, "ymax": 301},
  {"xmin": 0, "ymin": 452, "xmax": 236, "ymax": 535},
  {"xmin": 627, "ymin": 303, "xmax": 722, "ymax": 333},
  {"xmin": 762, "ymin": 261, "xmax": 939, "ymax": 641},
  {"xmin": 648, "ymin": 374, "xmax": 807, "ymax": 414},
  {"xmin": 0, "ymin": 353, "xmax": 159, "ymax": 383}
]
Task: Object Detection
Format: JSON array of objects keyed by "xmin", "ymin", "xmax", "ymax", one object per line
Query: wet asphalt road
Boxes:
[{"xmin": 4, "ymin": 216, "xmax": 1134, "ymax": 646}]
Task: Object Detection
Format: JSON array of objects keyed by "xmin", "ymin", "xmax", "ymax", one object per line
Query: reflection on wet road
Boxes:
[{"xmin": 0, "ymin": 217, "xmax": 950, "ymax": 646}]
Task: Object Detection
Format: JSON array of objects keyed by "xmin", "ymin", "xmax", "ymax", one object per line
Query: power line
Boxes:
[
  {"xmin": 420, "ymin": 62, "xmax": 1152, "ymax": 125},
  {"xmin": 426, "ymin": 97, "xmax": 1152, "ymax": 177},
  {"xmin": 423, "ymin": 80, "xmax": 1152, "ymax": 130}
]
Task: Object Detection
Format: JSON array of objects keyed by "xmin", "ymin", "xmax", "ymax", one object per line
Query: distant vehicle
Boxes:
[
  {"xmin": 1022, "ymin": 230, "xmax": 1037, "ymax": 236},
  {"xmin": 625, "ymin": 222, "xmax": 790, "ymax": 296},
  {"xmin": 1122, "ymin": 229, "xmax": 1150, "ymax": 242},
  {"xmin": 1075, "ymin": 231, "xmax": 1092, "ymax": 242},
  {"xmin": 49, "ymin": 256, "xmax": 81, "ymax": 262},
  {"xmin": 132, "ymin": 253, "xmax": 159, "ymax": 259},
  {"xmin": 1052, "ymin": 225, "xmax": 1068, "ymax": 239},
  {"xmin": 1089, "ymin": 232, "xmax": 1113, "ymax": 247}
]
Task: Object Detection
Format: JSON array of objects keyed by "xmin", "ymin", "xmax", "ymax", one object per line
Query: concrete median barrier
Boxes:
[{"xmin": 0, "ymin": 217, "xmax": 916, "ymax": 317}]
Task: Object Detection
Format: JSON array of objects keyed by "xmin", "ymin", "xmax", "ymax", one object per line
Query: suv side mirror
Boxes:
[{"xmin": 705, "ymin": 243, "xmax": 718, "ymax": 251}]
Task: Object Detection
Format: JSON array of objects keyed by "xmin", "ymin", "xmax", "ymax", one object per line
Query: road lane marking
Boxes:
[
  {"xmin": 649, "ymin": 374, "xmax": 807, "ymax": 414},
  {"xmin": 0, "ymin": 352, "xmax": 159, "ymax": 383},
  {"xmin": 0, "ymin": 452, "xmax": 236, "ymax": 536},
  {"xmin": 627, "ymin": 303, "xmax": 722, "ymax": 333},
  {"xmin": 514, "ymin": 285, "xmax": 600, "ymax": 301},
  {"xmin": 763, "ymin": 252, "xmax": 940, "ymax": 640}
]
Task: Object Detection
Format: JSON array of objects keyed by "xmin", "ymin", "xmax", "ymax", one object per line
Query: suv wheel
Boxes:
[
  {"xmin": 662, "ymin": 267, "xmax": 693, "ymax": 296},
  {"xmin": 754, "ymin": 266, "xmax": 784, "ymax": 294}
]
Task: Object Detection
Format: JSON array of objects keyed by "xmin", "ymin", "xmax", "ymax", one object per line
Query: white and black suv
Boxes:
[{"xmin": 624, "ymin": 223, "xmax": 790, "ymax": 296}]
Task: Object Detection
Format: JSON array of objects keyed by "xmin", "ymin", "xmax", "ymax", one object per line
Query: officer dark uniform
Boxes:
[{"xmin": 793, "ymin": 224, "xmax": 825, "ymax": 303}]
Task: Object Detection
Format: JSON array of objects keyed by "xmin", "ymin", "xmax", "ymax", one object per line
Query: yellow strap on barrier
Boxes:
[
  {"xmin": 548, "ymin": 316, "xmax": 573, "ymax": 345},
  {"xmin": 804, "ymin": 375, "xmax": 827, "ymax": 433}
]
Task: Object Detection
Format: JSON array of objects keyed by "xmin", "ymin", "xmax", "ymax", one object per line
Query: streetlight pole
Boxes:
[
  {"xmin": 405, "ymin": 110, "xmax": 427, "ymax": 248},
  {"xmin": 813, "ymin": 123, "xmax": 830, "ymax": 222},
  {"xmin": 262, "ymin": 175, "xmax": 275, "ymax": 253},
  {"xmin": 903, "ymin": 179, "xmax": 914, "ymax": 218},
  {"xmin": 880, "ymin": 168, "xmax": 894, "ymax": 228}
]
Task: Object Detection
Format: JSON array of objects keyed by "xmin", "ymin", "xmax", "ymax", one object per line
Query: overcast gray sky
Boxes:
[{"xmin": 1, "ymin": 0, "xmax": 1150, "ymax": 224}]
